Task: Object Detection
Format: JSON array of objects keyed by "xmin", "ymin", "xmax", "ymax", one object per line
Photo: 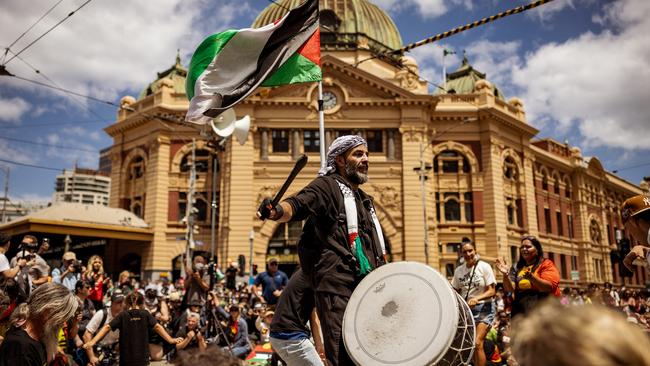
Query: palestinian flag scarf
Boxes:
[{"xmin": 185, "ymin": 0, "xmax": 320, "ymax": 124}]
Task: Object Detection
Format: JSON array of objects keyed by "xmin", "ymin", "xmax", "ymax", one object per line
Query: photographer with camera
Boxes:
[
  {"xmin": 10, "ymin": 235, "xmax": 49, "ymax": 303},
  {"xmin": 0, "ymin": 232, "xmax": 24, "ymax": 284},
  {"xmin": 184, "ymin": 255, "xmax": 210, "ymax": 309},
  {"xmin": 52, "ymin": 252, "xmax": 84, "ymax": 292},
  {"xmin": 174, "ymin": 311, "xmax": 207, "ymax": 352}
]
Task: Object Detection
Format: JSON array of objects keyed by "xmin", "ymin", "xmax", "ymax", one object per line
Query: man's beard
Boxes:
[{"xmin": 345, "ymin": 160, "xmax": 368, "ymax": 184}]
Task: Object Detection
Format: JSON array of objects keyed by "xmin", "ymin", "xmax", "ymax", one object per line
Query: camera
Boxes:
[
  {"xmin": 193, "ymin": 262, "xmax": 206, "ymax": 273},
  {"xmin": 71, "ymin": 260, "xmax": 83, "ymax": 273}
]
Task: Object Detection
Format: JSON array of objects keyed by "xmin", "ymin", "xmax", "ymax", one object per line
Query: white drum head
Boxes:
[{"xmin": 343, "ymin": 262, "xmax": 458, "ymax": 366}]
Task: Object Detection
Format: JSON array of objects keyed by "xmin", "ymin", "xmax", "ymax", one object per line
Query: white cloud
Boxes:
[
  {"xmin": 373, "ymin": 0, "xmax": 474, "ymax": 19},
  {"xmin": 407, "ymin": 43, "xmax": 461, "ymax": 91},
  {"xmin": 512, "ymin": 0, "xmax": 650, "ymax": 149},
  {"xmin": 0, "ymin": 0, "xmax": 250, "ymax": 106},
  {"xmin": 0, "ymin": 96, "xmax": 30, "ymax": 123}
]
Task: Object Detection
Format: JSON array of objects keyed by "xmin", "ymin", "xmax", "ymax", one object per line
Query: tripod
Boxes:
[{"xmin": 206, "ymin": 261, "xmax": 234, "ymax": 356}]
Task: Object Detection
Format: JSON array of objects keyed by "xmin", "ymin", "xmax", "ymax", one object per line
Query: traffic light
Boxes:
[{"xmin": 618, "ymin": 238, "xmax": 634, "ymax": 278}]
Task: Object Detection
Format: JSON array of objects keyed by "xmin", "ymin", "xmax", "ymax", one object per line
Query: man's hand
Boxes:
[
  {"xmin": 17, "ymin": 258, "xmax": 27, "ymax": 268},
  {"xmin": 257, "ymin": 198, "xmax": 274, "ymax": 220},
  {"xmin": 174, "ymin": 337, "xmax": 184, "ymax": 344},
  {"xmin": 467, "ymin": 298, "xmax": 479, "ymax": 307},
  {"xmin": 88, "ymin": 355, "xmax": 100, "ymax": 366},
  {"xmin": 187, "ymin": 330, "xmax": 196, "ymax": 339}
]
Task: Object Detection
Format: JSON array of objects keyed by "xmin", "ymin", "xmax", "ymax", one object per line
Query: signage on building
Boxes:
[{"xmin": 571, "ymin": 270, "xmax": 580, "ymax": 281}]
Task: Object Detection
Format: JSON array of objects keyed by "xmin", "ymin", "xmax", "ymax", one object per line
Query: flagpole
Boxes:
[
  {"xmin": 317, "ymin": 81, "xmax": 326, "ymax": 169},
  {"xmin": 442, "ymin": 51, "xmax": 446, "ymax": 93}
]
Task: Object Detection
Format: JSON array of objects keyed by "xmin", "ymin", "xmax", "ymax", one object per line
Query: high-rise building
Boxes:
[
  {"xmin": 53, "ymin": 168, "xmax": 111, "ymax": 206},
  {"xmin": 100, "ymin": 0, "xmax": 645, "ymax": 286}
]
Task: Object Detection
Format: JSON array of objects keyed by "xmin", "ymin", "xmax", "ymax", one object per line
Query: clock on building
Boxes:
[{"xmin": 322, "ymin": 91, "xmax": 338, "ymax": 111}]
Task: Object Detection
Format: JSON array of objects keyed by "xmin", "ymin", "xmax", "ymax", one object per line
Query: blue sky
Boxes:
[{"xmin": 1, "ymin": 0, "xmax": 648, "ymax": 203}]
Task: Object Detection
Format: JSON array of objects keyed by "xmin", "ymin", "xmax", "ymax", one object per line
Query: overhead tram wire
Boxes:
[
  {"xmin": 3, "ymin": 0, "xmax": 96, "ymax": 66},
  {"xmin": 7, "ymin": 49, "xmax": 109, "ymax": 122},
  {"xmin": 0, "ymin": 135, "xmax": 97, "ymax": 153},
  {"xmin": 0, "ymin": 158, "xmax": 65, "ymax": 172},
  {"xmin": 612, "ymin": 161, "xmax": 650, "ymax": 174},
  {"xmin": 1, "ymin": 0, "xmax": 66, "ymax": 64},
  {"xmin": 264, "ymin": 0, "xmax": 292, "ymax": 12}
]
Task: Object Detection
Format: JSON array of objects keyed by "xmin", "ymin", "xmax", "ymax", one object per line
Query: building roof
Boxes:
[
  {"xmin": 436, "ymin": 55, "xmax": 505, "ymax": 100},
  {"xmin": 138, "ymin": 51, "xmax": 188, "ymax": 100},
  {"xmin": 252, "ymin": 0, "xmax": 403, "ymax": 53},
  {"xmin": 7, "ymin": 202, "xmax": 148, "ymax": 228}
]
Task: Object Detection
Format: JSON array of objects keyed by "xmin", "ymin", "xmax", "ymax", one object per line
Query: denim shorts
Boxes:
[{"xmin": 471, "ymin": 301, "xmax": 495, "ymax": 325}]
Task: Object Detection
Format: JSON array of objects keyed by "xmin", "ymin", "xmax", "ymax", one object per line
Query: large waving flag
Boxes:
[{"xmin": 186, "ymin": 0, "xmax": 320, "ymax": 124}]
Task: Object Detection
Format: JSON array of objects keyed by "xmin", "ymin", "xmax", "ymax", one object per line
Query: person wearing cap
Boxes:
[
  {"xmin": 174, "ymin": 311, "xmax": 207, "ymax": 352},
  {"xmin": 215, "ymin": 303, "xmax": 251, "ymax": 359},
  {"xmin": 257, "ymin": 135, "xmax": 388, "ymax": 366},
  {"xmin": 252, "ymin": 257, "xmax": 288, "ymax": 307},
  {"xmin": 83, "ymin": 290, "xmax": 125, "ymax": 366},
  {"xmin": 52, "ymin": 251, "xmax": 83, "ymax": 292},
  {"xmin": 621, "ymin": 194, "xmax": 650, "ymax": 270}
]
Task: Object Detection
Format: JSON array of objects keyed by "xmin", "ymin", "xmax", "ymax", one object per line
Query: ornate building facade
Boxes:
[{"xmin": 104, "ymin": 0, "xmax": 646, "ymax": 287}]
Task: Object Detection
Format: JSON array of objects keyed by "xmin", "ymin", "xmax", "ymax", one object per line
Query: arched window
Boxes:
[
  {"xmin": 553, "ymin": 179, "xmax": 560, "ymax": 195},
  {"xmin": 541, "ymin": 173, "xmax": 549, "ymax": 191},
  {"xmin": 504, "ymin": 156, "xmax": 518, "ymax": 180},
  {"xmin": 434, "ymin": 150, "xmax": 470, "ymax": 174},
  {"xmin": 128, "ymin": 156, "xmax": 145, "ymax": 180},
  {"xmin": 132, "ymin": 202, "xmax": 142, "ymax": 218},
  {"xmin": 444, "ymin": 193, "xmax": 461, "ymax": 221},
  {"xmin": 180, "ymin": 149, "xmax": 213, "ymax": 173},
  {"xmin": 564, "ymin": 179, "xmax": 572, "ymax": 198}
]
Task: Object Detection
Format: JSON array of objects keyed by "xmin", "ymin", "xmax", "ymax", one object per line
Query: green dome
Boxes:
[
  {"xmin": 138, "ymin": 52, "xmax": 188, "ymax": 100},
  {"xmin": 436, "ymin": 55, "xmax": 505, "ymax": 100},
  {"xmin": 252, "ymin": 0, "xmax": 403, "ymax": 53}
]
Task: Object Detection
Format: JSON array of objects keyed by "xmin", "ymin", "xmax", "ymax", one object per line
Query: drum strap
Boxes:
[
  {"xmin": 336, "ymin": 181, "xmax": 386, "ymax": 275},
  {"xmin": 465, "ymin": 260, "xmax": 479, "ymax": 302}
]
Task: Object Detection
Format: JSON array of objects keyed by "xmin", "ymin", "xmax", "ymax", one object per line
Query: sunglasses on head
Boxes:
[{"xmin": 521, "ymin": 235, "xmax": 537, "ymax": 242}]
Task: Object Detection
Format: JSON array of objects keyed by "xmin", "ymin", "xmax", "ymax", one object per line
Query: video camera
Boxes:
[{"xmin": 71, "ymin": 260, "xmax": 84, "ymax": 274}]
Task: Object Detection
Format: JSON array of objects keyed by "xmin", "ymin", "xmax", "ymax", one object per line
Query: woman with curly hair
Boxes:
[
  {"xmin": 495, "ymin": 235, "xmax": 560, "ymax": 318},
  {"xmin": 84, "ymin": 255, "xmax": 110, "ymax": 309}
]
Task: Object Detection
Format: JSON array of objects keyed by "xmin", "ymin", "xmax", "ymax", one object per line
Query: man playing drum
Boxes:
[{"xmin": 257, "ymin": 135, "xmax": 388, "ymax": 366}]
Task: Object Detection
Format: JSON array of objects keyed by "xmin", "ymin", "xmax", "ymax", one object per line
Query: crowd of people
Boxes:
[{"xmin": 0, "ymin": 135, "xmax": 649, "ymax": 366}]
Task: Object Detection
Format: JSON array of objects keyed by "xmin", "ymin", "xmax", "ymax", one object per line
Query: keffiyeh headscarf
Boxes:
[{"xmin": 318, "ymin": 135, "xmax": 367, "ymax": 176}]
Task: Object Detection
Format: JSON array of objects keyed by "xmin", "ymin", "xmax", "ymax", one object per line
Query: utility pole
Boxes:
[
  {"xmin": 413, "ymin": 143, "xmax": 432, "ymax": 265},
  {"xmin": 185, "ymin": 139, "xmax": 197, "ymax": 272},
  {"xmin": 210, "ymin": 152, "xmax": 218, "ymax": 262},
  {"xmin": 1, "ymin": 167, "xmax": 9, "ymax": 223}
]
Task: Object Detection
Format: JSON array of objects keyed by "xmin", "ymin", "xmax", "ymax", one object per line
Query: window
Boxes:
[
  {"xmin": 366, "ymin": 130, "xmax": 383, "ymax": 152},
  {"xmin": 560, "ymin": 254, "xmax": 568, "ymax": 279},
  {"xmin": 567, "ymin": 214, "xmax": 574, "ymax": 239},
  {"xmin": 435, "ymin": 193, "xmax": 441, "ymax": 221},
  {"xmin": 194, "ymin": 194, "xmax": 208, "ymax": 222},
  {"xmin": 435, "ymin": 150, "xmax": 470, "ymax": 174},
  {"xmin": 607, "ymin": 224, "xmax": 612, "ymax": 245},
  {"xmin": 180, "ymin": 149, "xmax": 212, "ymax": 173},
  {"xmin": 510, "ymin": 245, "xmax": 518, "ymax": 264},
  {"xmin": 132, "ymin": 203, "xmax": 142, "ymax": 218},
  {"xmin": 554, "ymin": 180, "xmax": 560, "ymax": 195},
  {"xmin": 516, "ymin": 199, "xmax": 524, "ymax": 228},
  {"xmin": 556, "ymin": 211, "xmax": 563, "ymax": 236},
  {"xmin": 444, "ymin": 193, "xmax": 460, "ymax": 221},
  {"xmin": 541, "ymin": 174, "xmax": 548, "ymax": 191},
  {"xmin": 445, "ymin": 263, "xmax": 455, "ymax": 278},
  {"xmin": 571, "ymin": 256, "xmax": 578, "ymax": 271},
  {"xmin": 303, "ymin": 130, "xmax": 320, "ymax": 152},
  {"xmin": 269, "ymin": 221, "xmax": 303, "ymax": 247},
  {"xmin": 178, "ymin": 192, "xmax": 187, "ymax": 221},
  {"xmin": 272, "ymin": 130, "xmax": 289, "ymax": 152},
  {"xmin": 446, "ymin": 243, "xmax": 461, "ymax": 254},
  {"xmin": 565, "ymin": 184, "xmax": 572, "ymax": 199},
  {"xmin": 464, "ymin": 192, "xmax": 474, "ymax": 223},
  {"xmin": 129, "ymin": 156, "xmax": 144, "ymax": 180},
  {"xmin": 504, "ymin": 157, "xmax": 518, "ymax": 180},
  {"xmin": 544, "ymin": 208, "xmax": 552, "ymax": 233},
  {"xmin": 336, "ymin": 130, "xmax": 352, "ymax": 137},
  {"xmin": 507, "ymin": 204, "xmax": 515, "ymax": 226}
]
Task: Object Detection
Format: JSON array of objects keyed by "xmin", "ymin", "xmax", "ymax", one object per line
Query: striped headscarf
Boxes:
[{"xmin": 318, "ymin": 135, "xmax": 367, "ymax": 176}]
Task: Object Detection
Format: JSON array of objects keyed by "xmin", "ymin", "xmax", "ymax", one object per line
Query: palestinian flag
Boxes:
[{"xmin": 185, "ymin": 0, "xmax": 320, "ymax": 124}]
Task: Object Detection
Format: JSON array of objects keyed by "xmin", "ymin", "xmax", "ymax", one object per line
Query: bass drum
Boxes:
[{"xmin": 343, "ymin": 261, "xmax": 475, "ymax": 366}]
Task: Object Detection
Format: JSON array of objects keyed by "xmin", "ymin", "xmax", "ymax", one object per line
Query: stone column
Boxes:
[
  {"xmin": 387, "ymin": 130, "xmax": 396, "ymax": 160},
  {"xmin": 260, "ymin": 129, "xmax": 269, "ymax": 160},
  {"xmin": 291, "ymin": 130, "xmax": 301, "ymax": 160},
  {"xmin": 479, "ymin": 127, "xmax": 508, "ymax": 261}
]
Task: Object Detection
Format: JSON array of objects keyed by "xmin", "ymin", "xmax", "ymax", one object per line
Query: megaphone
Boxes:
[{"xmin": 209, "ymin": 108, "xmax": 250, "ymax": 145}]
